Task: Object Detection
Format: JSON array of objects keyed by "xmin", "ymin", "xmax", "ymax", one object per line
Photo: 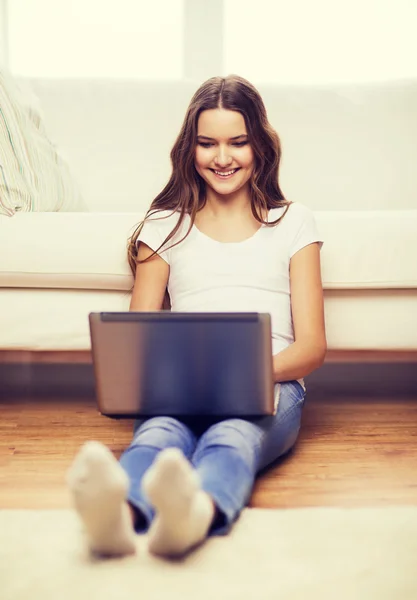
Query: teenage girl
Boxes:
[{"xmin": 67, "ymin": 74, "xmax": 326, "ymax": 559}]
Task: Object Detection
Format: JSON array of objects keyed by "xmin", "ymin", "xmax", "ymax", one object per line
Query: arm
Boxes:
[
  {"xmin": 272, "ymin": 242, "xmax": 327, "ymax": 383},
  {"xmin": 129, "ymin": 242, "xmax": 170, "ymax": 311}
]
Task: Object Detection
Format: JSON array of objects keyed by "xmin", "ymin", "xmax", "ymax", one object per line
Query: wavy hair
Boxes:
[{"xmin": 127, "ymin": 74, "xmax": 291, "ymax": 282}]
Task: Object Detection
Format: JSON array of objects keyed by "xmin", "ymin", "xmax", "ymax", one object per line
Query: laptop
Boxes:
[{"xmin": 89, "ymin": 311, "xmax": 275, "ymax": 418}]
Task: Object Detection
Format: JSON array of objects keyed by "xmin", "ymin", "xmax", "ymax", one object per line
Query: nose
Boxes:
[{"xmin": 214, "ymin": 146, "xmax": 233, "ymax": 168}]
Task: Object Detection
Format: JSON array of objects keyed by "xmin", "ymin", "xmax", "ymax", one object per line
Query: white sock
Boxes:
[
  {"xmin": 66, "ymin": 441, "xmax": 137, "ymax": 557},
  {"xmin": 142, "ymin": 448, "xmax": 215, "ymax": 557}
]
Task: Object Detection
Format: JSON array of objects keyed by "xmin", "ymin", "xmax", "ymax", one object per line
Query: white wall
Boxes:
[
  {"xmin": 224, "ymin": 0, "xmax": 417, "ymax": 84},
  {"xmin": 7, "ymin": 0, "xmax": 185, "ymax": 78},
  {"xmin": 2, "ymin": 0, "xmax": 417, "ymax": 83}
]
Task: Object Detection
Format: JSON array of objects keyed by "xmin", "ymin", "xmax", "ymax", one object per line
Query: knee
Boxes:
[
  {"xmin": 132, "ymin": 416, "xmax": 190, "ymax": 449},
  {"xmin": 141, "ymin": 416, "xmax": 184, "ymax": 431},
  {"xmin": 197, "ymin": 419, "xmax": 262, "ymax": 467}
]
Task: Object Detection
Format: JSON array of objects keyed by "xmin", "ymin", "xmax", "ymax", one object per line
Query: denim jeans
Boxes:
[{"xmin": 119, "ymin": 380, "xmax": 306, "ymax": 536}]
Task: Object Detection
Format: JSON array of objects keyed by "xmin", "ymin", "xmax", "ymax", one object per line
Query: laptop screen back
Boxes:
[{"xmin": 89, "ymin": 312, "xmax": 274, "ymax": 417}]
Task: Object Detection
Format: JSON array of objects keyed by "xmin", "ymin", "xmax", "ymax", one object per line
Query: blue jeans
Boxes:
[{"xmin": 119, "ymin": 380, "xmax": 306, "ymax": 536}]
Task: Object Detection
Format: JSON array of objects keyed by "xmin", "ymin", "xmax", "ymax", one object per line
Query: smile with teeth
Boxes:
[{"xmin": 211, "ymin": 168, "xmax": 240, "ymax": 178}]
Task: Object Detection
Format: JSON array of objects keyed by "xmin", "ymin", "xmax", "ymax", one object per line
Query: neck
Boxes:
[{"xmin": 202, "ymin": 185, "xmax": 252, "ymax": 220}]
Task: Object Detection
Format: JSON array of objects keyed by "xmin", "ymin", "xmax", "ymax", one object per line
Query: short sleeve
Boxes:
[
  {"xmin": 288, "ymin": 203, "xmax": 324, "ymax": 259},
  {"xmin": 135, "ymin": 210, "xmax": 176, "ymax": 265}
]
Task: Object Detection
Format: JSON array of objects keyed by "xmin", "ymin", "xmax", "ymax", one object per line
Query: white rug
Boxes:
[{"xmin": 1, "ymin": 507, "xmax": 416, "ymax": 600}]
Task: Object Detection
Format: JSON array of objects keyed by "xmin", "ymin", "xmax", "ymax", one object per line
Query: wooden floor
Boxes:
[{"xmin": 1, "ymin": 393, "xmax": 416, "ymax": 510}]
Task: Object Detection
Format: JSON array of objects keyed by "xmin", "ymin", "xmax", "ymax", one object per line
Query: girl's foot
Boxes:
[
  {"xmin": 66, "ymin": 441, "xmax": 137, "ymax": 557},
  {"xmin": 142, "ymin": 448, "xmax": 215, "ymax": 557}
]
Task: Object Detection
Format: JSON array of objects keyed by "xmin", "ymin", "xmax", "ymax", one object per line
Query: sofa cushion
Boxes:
[
  {"xmin": 0, "ymin": 287, "xmax": 415, "ymax": 350},
  {"xmin": 0, "ymin": 70, "xmax": 86, "ymax": 216},
  {"xmin": 1, "ymin": 210, "xmax": 416, "ymax": 291}
]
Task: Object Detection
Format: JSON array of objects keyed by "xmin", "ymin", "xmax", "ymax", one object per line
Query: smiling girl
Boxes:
[{"xmin": 67, "ymin": 75, "xmax": 326, "ymax": 559}]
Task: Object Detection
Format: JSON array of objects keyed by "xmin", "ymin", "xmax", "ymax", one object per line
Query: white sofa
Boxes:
[{"xmin": 1, "ymin": 77, "xmax": 417, "ymax": 361}]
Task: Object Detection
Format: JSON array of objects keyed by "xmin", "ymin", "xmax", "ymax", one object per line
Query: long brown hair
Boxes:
[{"xmin": 127, "ymin": 74, "xmax": 291, "ymax": 277}]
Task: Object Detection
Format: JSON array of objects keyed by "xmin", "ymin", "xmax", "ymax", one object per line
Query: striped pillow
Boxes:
[{"xmin": 0, "ymin": 70, "xmax": 87, "ymax": 216}]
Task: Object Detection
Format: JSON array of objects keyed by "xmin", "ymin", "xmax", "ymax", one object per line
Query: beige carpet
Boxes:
[{"xmin": 1, "ymin": 506, "xmax": 416, "ymax": 600}]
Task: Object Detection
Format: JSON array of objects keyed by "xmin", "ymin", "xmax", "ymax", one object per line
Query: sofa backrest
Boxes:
[{"xmin": 19, "ymin": 77, "xmax": 417, "ymax": 213}]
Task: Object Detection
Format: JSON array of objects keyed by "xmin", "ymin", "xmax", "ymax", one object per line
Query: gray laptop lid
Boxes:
[{"xmin": 89, "ymin": 312, "xmax": 275, "ymax": 417}]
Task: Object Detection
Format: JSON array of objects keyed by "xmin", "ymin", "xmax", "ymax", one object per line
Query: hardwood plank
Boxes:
[
  {"xmin": 0, "ymin": 393, "xmax": 416, "ymax": 510},
  {"xmin": 252, "ymin": 396, "xmax": 417, "ymax": 508}
]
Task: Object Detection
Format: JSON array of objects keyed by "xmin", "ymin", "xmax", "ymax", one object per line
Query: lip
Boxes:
[{"xmin": 210, "ymin": 168, "xmax": 240, "ymax": 180}]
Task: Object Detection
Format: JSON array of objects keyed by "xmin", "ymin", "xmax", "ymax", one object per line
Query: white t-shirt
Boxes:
[{"xmin": 136, "ymin": 202, "xmax": 324, "ymax": 391}]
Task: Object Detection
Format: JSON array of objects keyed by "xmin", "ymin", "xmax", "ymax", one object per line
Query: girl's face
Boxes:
[{"xmin": 194, "ymin": 108, "xmax": 254, "ymax": 197}]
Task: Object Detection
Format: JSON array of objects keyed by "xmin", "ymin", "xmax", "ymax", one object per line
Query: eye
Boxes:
[{"xmin": 197, "ymin": 141, "xmax": 248, "ymax": 148}]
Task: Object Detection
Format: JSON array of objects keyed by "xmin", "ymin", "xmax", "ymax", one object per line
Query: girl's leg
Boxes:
[
  {"xmin": 122, "ymin": 416, "xmax": 220, "ymax": 557},
  {"xmin": 141, "ymin": 446, "xmax": 216, "ymax": 556},
  {"xmin": 119, "ymin": 416, "xmax": 198, "ymax": 531},
  {"xmin": 120, "ymin": 415, "xmax": 219, "ymax": 557},
  {"xmin": 191, "ymin": 380, "xmax": 306, "ymax": 535},
  {"xmin": 255, "ymin": 380, "xmax": 307, "ymax": 471}
]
